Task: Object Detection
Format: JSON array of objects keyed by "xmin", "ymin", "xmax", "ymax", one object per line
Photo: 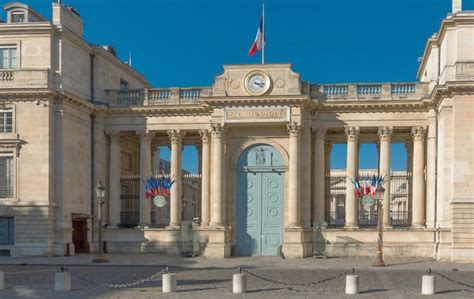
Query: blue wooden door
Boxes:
[{"xmin": 236, "ymin": 144, "xmax": 284, "ymax": 256}]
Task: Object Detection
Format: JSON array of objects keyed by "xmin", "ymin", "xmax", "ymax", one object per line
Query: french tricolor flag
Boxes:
[{"xmin": 248, "ymin": 16, "xmax": 264, "ymax": 57}]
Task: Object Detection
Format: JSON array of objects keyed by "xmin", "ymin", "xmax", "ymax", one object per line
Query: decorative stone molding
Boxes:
[
  {"xmin": 411, "ymin": 126, "xmax": 427, "ymax": 141},
  {"xmin": 167, "ymin": 129, "xmax": 185, "ymax": 143},
  {"xmin": 105, "ymin": 130, "xmax": 122, "ymax": 142},
  {"xmin": 286, "ymin": 122, "xmax": 301, "ymax": 137},
  {"xmin": 199, "ymin": 129, "xmax": 210, "ymax": 144},
  {"xmin": 345, "ymin": 126, "xmax": 360, "ymax": 142},
  {"xmin": 136, "ymin": 130, "xmax": 155, "ymax": 144},
  {"xmin": 211, "ymin": 123, "xmax": 225, "ymax": 138},
  {"xmin": 378, "ymin": 126, "xmax": 393, "ymax": 142}
]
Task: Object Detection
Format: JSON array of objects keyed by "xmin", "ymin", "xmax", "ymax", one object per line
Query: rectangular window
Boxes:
[
  {"xmin": 0, "ymin": 217, "xmax": 14, "ymax": 245},
  {"xmin": 11, "ymin": 13, "xmax": 25, "ymax": 23},
  {"xmin": 0, "ymin": 109, "xmax": 13, "ymax": 133},
  {"xmin": 0, "ymin": 156, "xmax": 13, "ymax": 198},
  {"xmin": 0, "ymin": 47, "xmax": 17, "ymax": 69},
  {"xmin": 120, "ymin": 79, "xmax": 129, "ymax": 91}
]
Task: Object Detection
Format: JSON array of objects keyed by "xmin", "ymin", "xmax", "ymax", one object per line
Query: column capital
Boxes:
[
  {"xmin": 199, "ymin": 129, "xmax": 211, "ymax": 143},
  {"xmin": 136, "ymin": 130, "xmax": 155, "ymax": 141},
  {"xmin": 378, "ymin": 126, "xmax": 393, "ymax": 142},
  {"xmin": 286, "ymin": 122, "xmax": 301, "ymax": 137},
  {"xmin": 211, "ymin": 123, "xmax": 226, "ymax": 138},
  {"xmin": 345, "ymin": 126, "xmax": 360, "ymax": 142},
  {"xmin": 167, "ymin": 129, "xmax": 185, "ymax": 143},
  {"xmin": 105, "ymin": 130, "xmax": 122, "ymax": 142},
  {"xmin": 311, "ymin": 126, "xmax": 326, "ymax": 137},
  {"xmin": 411, "ymin": 126, "xmax": 427, "ymax": 141}
]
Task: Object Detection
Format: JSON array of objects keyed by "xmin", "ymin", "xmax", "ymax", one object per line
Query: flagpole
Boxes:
[{"xmin": 262, "ymin": 2, "xmax": 265, "ymax": 65}]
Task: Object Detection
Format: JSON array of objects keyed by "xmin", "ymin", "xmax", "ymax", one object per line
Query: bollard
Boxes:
[
  {"xmin": 162, "ymin": 273, "xmax": 177, "ymax": 293},
  {"xmin": 345, "ymin": 274, "xmax": 359, "ymax": 295},
  {"xmin": 54, "ymin": 271, "xmax": 71, "ymax": 291},
  {"xmin": 422, "ymin": 275, "xmax": 436, "ymax": 295},
  {"xmin": 0, "ymin": 271, "xmax": 4, "ymax": 290},
  {"xmin": 233, "ymin": 268, "xmax": 247, "ymax": 294}
]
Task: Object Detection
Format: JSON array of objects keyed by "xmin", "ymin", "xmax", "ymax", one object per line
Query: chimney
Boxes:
[
  {"xmin": 52, "ymin": 2, "xmax": 83, "ymax": 37},
  {"xmin": 452, "ymin": 0, "xmax": 462, "ymax": 14}
]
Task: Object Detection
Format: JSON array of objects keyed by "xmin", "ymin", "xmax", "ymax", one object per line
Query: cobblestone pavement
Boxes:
[{"xmin": 0, "ymin": 264, "xmax": 473, "ymax": 298}]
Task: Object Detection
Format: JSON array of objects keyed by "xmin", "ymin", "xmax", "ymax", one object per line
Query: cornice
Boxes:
[
  {"xmin": 0, "ymin": 22, "xmax": 52, "ymax": 35},
  {"xmin": 106, "ymin": 104, "xmax": 211, "ymax": 117},
  {"xmin": 430, "ymin": 81, "xmax": 474, "ymax": 109},
  {"xmin": 315, "ymin": 100, "xmax": 430, "ymax": 113},
  {"xmin": 203, "ymin": 95, "xmax": 310, "ymax": 106}
]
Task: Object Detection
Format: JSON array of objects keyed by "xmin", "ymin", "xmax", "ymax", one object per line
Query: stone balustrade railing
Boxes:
[
  {"xmin": 0, "ymin": 69, "xmax": 53, "ymax": 89},
  {"xmin": 108, "ymin": 87, "xmax": 208, "ymax": 106},
  {"xmin": 317, "ymin": 82, "xmax": 428, "ymax": 101}
]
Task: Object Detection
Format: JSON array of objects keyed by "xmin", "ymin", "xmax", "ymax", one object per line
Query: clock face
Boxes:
[{"xmin": 245, "ymin": 71, "xmax": 271, "ymax": 95}]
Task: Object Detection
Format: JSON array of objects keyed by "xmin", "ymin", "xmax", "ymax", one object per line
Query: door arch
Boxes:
[{"xmin": 236, "ymin": 144, "xmax": 284, "ymax": 256}]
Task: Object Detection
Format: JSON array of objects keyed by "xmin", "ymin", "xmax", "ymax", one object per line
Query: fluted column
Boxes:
[
  {"xmin": 138, "ymin": 131, "xmax": 153, "ymax": 226},
  {"xmin": 412, "ymin": 126, "xmax": 426, "ymax": 228},
  {"xmin": 378, "ymin": 126, "xmax": 393, "ymax": 228},
  {"xmin": 312, "ymin": 127, "xmax": 326, "ymax": 227},
  {"xmin": 107, "ymin": 131, "xmax": 121, "ymax": 227},
  {"xmin": 152, "ymin": 143, "xmax": 160, "ymax": 174},
  {"xmin": 210, "ymin": 124, "xmax": 225, "ymax": 227},
  {"xmin": 168, "ymin": 129, "xmax": 184, "ymax": 228},
  {"xmin": 287, "ymin": 122, "xmax": 301, "ymax": 227},
  {"xmin": 345, "ymin": 126, "xmax": 359, "ymax": 228},
  {"xmin": 199, "ymin": 130, "xmax": 211, "ymax": 227},
  {"xmin": 426, "ymin": 109, "xmax": 437, "ymax": 228}
]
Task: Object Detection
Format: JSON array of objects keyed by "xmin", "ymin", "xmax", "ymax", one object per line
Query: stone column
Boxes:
[
  {"xmin": 199, "ymin": 130, "xmax": 211, "ymax": 227},
  {"xmin": 324, "ymin": 143, "xmax": 332, "ymax": 219},
  {"xmin": 107, "ymin": 131, "xmax": 121, "ymax": 227},
  {"xmin": 412, "ymin": 126, "xmax": 427, "ymax": 228},
  {"xmin": 210, "ymin": 124, "xmax": 225, "ymax": 227},
  {"xmin": 138, "ymin": 131, "xmax": 153, "ymax": 226},
  {"xmin": 405, "ymin": 141, "xmax": 413, "ymax": 222},
  {"xmin": 287, "ymin": 122, "xmax": 301, "ymax": 227},
  {"xmin": 312, "ymin": 127, "xmax": 326, "ymax": 227},
  {"xmin": 345, "ymin": 126, "xmax": 359, "ymax": 228},
  {"xmin": 168, "ymin": 129, "xmax": 184, "ymax": 228},
  {"xmin": 152, "ymin": 144, "xmax": 160, "ymax": 174},
  {"xmin": 426, "ymin": 109, "xmax": 437, "ymax": 228},
  {"xmin": 378, "ymin": 126, "xmax": 393, "ymax": 228}
]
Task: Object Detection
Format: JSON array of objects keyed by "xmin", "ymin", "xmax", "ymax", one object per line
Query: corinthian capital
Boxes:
[
  {"xmin": 211, "ymin": 123, "xmax": 225, "ymax": 138},
  {"xmin": 311, "ymin": 126, "xmax": 326, "ymax": 138},
  {"xmin": 411, "ymin": 126, "xmax": 426, "ymax": 141},
  {"xmin": 378, "ymin": 126, "xmax": 393, "ymax": 142},
  {"xmin": 199, "ymin": 129, "xmax": 211, "ymax": 143},
  {"xmin": 345, "ymin": 126, "xmax": 360, "ymax": 142},
  {"xmin": 286, "ymin": 122, "xmax": 301, "ymax": 137},
  {"xmin": 167, "ymin": 129, "xmax": 185, "ymax": 143},
  {"xmin": 105, "ymin": 130, "xmax": 122, "ymax": 142}
]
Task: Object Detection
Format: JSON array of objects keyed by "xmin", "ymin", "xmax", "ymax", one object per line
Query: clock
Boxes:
[{"xmin": 244, "ymin": 71, "xmax": 271, "ymax": 96}]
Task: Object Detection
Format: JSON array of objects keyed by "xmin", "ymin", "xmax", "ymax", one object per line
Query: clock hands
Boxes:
[{"xmin": 253, "ymin": 81, "xmax": 265, "ymax": 88}]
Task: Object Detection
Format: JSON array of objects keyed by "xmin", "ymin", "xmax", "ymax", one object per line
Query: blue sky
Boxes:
[{"xmin": 7, "ymin": 0, "xmax": 463, "ymax": 173}]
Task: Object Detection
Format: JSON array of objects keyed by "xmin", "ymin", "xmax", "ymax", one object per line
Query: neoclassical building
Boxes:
[{"xmin": 0, "ymin": 1, "xmax": 472, "ymax": 262}]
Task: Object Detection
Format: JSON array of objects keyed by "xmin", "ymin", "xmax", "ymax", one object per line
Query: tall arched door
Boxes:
[{"xmin": 236, "ymin": 144, "xmax": 285, "ymax": 256}]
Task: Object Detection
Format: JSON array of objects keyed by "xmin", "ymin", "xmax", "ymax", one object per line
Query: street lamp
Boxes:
[
  {"xmin": 372, "ymin": 183, "xmax": 386, "ymax": 267},
  {"xmin": 93, "ymin": 181, "xmax": 110, "ymax": 263}
]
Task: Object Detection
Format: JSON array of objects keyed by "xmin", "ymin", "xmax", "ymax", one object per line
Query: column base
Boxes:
[
  {"xmin": 383, "ymin": 225, "xmax": 393, "ymax": 229},
  {"xmin": 281, "ymin": 228, "xmax": 312, "ymax": 258},
  {"xmin": 196, "ymin": 227, "xmax": 231, "ymax": 258},
  {"xmin": 166, "ymin": 224, "xmax": 181, "ymax": 230}
]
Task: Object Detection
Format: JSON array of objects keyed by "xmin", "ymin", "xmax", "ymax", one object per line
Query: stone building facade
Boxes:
[{"xmin": 0, "ymin": 1, "xmax": 472, "ymax": 262}]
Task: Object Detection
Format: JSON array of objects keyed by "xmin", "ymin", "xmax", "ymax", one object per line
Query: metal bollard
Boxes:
[
  {"xmin": 162, "ymin": 273, "xmax": 177, "ymax": 293},
  {"xmin": 54, "ymin": 268, "xmax": 71, "ymax": 292},
  {"xmin": 422, "ymin": 269, "xmax": 436, "ymax": 295},
  {"xmin": 0, "ymin": 271, "xmax": 4, "ymax": 290},
  {"xmin": 345, "ymin": 269, "xmax": 359, "ymax": 295},
  {"xmin": 233, "ymin": 268, "xmax": 247, "ymax": 294}
]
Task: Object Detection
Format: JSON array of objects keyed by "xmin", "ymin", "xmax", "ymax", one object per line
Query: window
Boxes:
[
  {"xmin": 0, "ymin": 47, "xmax": 18, "ymax": 69},
  {"xmin": 0, "ymin": 217, "xmax": 14, "ymax": 245},
  {"xmin": 120, "ymin": 79, "xmax": 129, "ymax": 91},
  {"xmin": 0, "ymin": 109, "xmax": 13, "ymax": 133},
  {"xmin": 11, "ymin": 12, "xmax": 25, "ymax": 23},
  {"xmin": 0, "ymin": 156, "xmax": 13, "ymax": 198}
]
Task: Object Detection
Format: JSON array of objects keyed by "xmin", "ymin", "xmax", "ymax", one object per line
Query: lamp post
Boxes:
[
  {"xmin": 372, "ymin": 183, "xmax": 386, "ymax": 267},
  {"xmin": 93, "ymin": 181, "xmax": 110, "ymax": 263}
]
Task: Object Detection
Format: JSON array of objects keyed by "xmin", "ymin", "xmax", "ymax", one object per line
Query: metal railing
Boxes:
[
  {"xmin": 390, "ymin": 211, "xmax": 411, "ymax": 227},
  {"xmin": 325, "ymin": 211, "xmax": 345, "ymax": 227},
  {"xmin": 358, "ymin": 210, "xmax": 378, "ymax": 227}
]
